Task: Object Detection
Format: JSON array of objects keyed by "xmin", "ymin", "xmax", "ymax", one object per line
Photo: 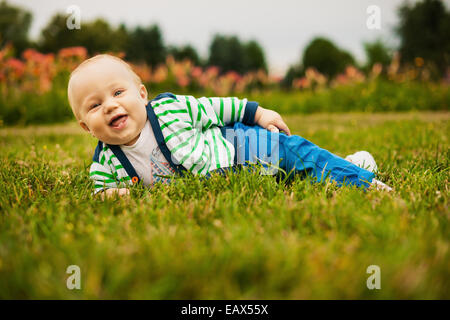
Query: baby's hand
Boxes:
[
  {"xmin": 254, "ymin": 106, "xmax": 291, "ymax": 135},
  {"xmin": 99, "ymin": 188, "xmax": 130, "ymax": 200}
]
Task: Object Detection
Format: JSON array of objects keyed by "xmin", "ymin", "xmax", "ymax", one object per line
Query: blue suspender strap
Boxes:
[
  {"xmin": 106, "ymin": 144, "xmax": 141, "ymax": 184},
  {"xmin": 146, "ymin": 96, "xmax": 186, "ymax": 176},
  {"xmin": 92, "ymin": 141, "xmax": 103, "ymax": 162}
]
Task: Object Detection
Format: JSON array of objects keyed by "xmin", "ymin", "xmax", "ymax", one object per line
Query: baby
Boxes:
[{"xmin": 67, "ymin": 54, "xmax": 392, "ymax": 199}]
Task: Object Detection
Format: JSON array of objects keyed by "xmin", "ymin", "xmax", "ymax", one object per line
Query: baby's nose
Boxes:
[{"xmin": 103, "ymin": 99, "xmax": 119, "ymax": 113}]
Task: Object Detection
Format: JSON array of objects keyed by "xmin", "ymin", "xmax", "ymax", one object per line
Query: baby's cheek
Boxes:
[
  {"xmin": 90, "ymin": 117, "xmax": 108, "ymax": 135},
  {"xmin": 93, "ymin": 113, "xmax": 106, "ymax": 126}
]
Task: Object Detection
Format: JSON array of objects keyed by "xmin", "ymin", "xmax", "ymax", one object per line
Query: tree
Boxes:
[
  {"xmin": 39, "ymin": 14, "xmax": 76, "ymax": 52},
  {"xmin": 77, "ymin": 19, "xmax": 119, "ymax": 54},
  {"xmin": 281, "ymin": 64, "xmax": 303, "ymax": 88},
  {"xmin": 302, "ymin": 37, "xmax": 355, "ymax": 78},
  {"xmin": 126, "ymin": 25, "xmax": 166, "ymax": 67},
  {"xmin": 39, "ymin": 15, "xmax": 165, "ymax": 66},
  {"xmin": 364, "ymin": 39, "xmax": 392, "ymax": 70},
  {"xmin": 397, "ymin": 0, "xmax": 450, "ymax": 77},
  {"xmin": 208, "ymin": 35, "xmax": 245, "ymax": 74},
  {"xmin": 39, "ymin": 15, "xmax": 119, "ymax": 55},
  {"xmin": 244, "ymin": 40, "xmax": 267, "ymax": 73},
  {"xmin": 114, "ymin": 24, "xmax": 131, "ymax": 54},
  {"xmin": 167, "ymin": 45, "xmax": 201, "ymax": 65},
  {"xmin": 208, "ymin": 34, "xmax": 267, "ymax": 74},
  {"xmin": 0, "ymin": 0, "xmax": 32, "ymax": 55}
]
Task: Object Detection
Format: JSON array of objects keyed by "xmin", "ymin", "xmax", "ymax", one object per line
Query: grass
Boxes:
[{"xmin": 0, "ymin": 111, "xmax": 448, "ymax": 299}]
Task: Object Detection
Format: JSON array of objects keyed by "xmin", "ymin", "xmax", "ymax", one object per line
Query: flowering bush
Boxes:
[
  {"xmin": 0, "ymin": 45, "xmax": 87, "ymax": 95},
  {"xmin": 130, "ymin": 56, "xmax": 279, "ymax": 95},
  {"xmin": 0, "ymin": 44, "xmax": 448, "ymax": 125}
]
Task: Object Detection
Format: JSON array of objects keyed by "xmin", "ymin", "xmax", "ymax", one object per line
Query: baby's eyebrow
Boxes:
[{"xmin": 109, "ymin": 82, "xmax": 125, "ymax": 90}]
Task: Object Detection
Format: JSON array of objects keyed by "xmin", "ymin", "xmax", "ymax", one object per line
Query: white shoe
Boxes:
[
  {"xmin": 346, "ymin": 151, "xmax": 392, "ymax": 192},
  {"xmin": 345, "ymin": 151, "xmax": 378, "ymax": 173}
]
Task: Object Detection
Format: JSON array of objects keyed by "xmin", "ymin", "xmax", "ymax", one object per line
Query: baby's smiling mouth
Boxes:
[{"xmin": 109, "ymin": 114, "xmax": 128, "ymax": 129}]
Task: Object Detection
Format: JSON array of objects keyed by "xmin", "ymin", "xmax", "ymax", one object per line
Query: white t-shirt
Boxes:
[{"xmin": 120, "ymin": 120, "xmax": 175, "ymax": 186}]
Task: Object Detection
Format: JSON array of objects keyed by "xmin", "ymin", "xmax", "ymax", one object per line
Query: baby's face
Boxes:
[{"xmin": 69, "ymin": 58, "xmax": 148, "ymax": 146}]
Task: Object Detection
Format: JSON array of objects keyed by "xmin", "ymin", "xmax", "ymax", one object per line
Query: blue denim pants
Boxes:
[{"xmin": 220, "ymin": 122, "xmax": 375, "ymax": 188}]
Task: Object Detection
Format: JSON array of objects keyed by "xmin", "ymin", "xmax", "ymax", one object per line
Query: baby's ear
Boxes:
[
  {"xmin": 79, "ymin": 120, "xmax": 91, "ymax": 133},
  {"xmin": 139, "ymin": 84, "xmax": 148, "ymax": 100}
]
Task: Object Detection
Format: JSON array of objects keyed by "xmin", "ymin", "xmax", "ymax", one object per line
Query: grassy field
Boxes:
[{"xmin": 0, "ymin": 111, "xmax": 448, "ymax": 299}]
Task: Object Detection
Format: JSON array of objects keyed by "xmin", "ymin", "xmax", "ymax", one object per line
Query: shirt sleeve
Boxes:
[
  {"xmin": 89, "ymin": 161, "xmax": 120, "ymax": 195},
  {"xmin": 196, "ymin": 96, "xmax": 259, "ymax": 126}
]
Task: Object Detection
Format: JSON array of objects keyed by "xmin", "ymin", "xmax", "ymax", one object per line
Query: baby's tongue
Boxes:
[{"xmin": 112, "ymin": 115, "xmax": 126, "ymax": 127}]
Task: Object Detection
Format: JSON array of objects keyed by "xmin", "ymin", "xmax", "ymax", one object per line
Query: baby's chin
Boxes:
[
  {"xmin": 122, "ymin": 133, "xmax": 141, "ymax": 146},
  {"xmin": 95, "ymin": 131, "xmax": 139, "ymax": 146}
]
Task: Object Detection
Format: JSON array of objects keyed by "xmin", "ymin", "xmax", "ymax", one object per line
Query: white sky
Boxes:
[{"xmin": 8, "ymin": 0, "xmax": 430, "ymax": 76}]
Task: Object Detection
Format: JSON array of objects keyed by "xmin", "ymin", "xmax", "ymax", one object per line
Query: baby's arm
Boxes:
[{"xmin": 195, "ymin": 96, "xmax": 290, "ymax": 134}]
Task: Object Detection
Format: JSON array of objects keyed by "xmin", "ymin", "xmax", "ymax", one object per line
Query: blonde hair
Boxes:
[{"xmin": 67, "ymin": 54, "xmax": 142, "ymax": 118}]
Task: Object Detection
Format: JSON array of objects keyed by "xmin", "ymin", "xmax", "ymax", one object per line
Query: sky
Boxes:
[{"xmin": 8, "ymin": 0, "xmax": 428, "ymax": 76}]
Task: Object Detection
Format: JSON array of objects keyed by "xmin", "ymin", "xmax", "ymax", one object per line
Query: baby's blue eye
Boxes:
[
  {"xmin": 114, "ymin": 90, "xmax": 123, "ymax": 96},
  {"xmin": 90, "ymin": 103, "xmax": 100, "ymax": 109}
]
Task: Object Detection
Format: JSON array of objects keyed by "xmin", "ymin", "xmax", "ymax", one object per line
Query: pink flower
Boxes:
[
  {"xmin": 206, "ymin": 66, "xmax": 219, "ymax": 78},
  {"xmin": 224, "ymin": 71, "xmax": 242, "ymax": 83},
  {"xmin": 152, "ymin": 66, "xmax": 168, "ymax": 83},
  {"xmin": 371, "ymin": 63, "xmax": 382, "ymax": 78},
  {"xmin": 57, "ymin": 47, "xmax": 87, "ymax": 60},
  {"xmin": 176, "ymin": 76, "xmax": 190, "ymax": 87},
  {"xmin": 191, "ymin": 66, "xmax": 203, "ymax": 78},
  {"xmin": 335, "ymin": 74, "xmax": 348, "ymax": 85},
  {"xmin": 22, "ymin": 49, "xmax": 47, "ymax": 63},
  {"xmin": 293, "ymin": 77, "xmax": 310, "ymax": 89},
  {"xmin": 6, "ymin": 58, "xmax": 26, "ymax": 77},
  {"xmin": 131, "ymin": 63, "xmax": 152, "ymax": 83}
]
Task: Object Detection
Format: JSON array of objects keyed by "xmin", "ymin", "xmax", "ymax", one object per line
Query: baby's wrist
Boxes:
[{"xmin": 254, "ymin": 106, "xmax": 263, "ymax": 124}]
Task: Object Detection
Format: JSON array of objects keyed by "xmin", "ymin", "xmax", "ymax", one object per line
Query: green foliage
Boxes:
[
  {"xmin": 125, "ymin": 25, "xmax": 166, "ymax": 67},
  {"xmin": 1, "ymin": 80, "xmax": 448, "ymax": 126},
  {"xmin": 0, "ymin": 85, "xmax": 73, "ymax": 126},
  {"xmin": 0, "ymin": 0, "xmax": 32, "ymax": 55},
  {"xmin": 397, "ymin": 0, "xmax": 450, "ymax": 77},
  {"xmin": 244, "ymin": 40, "xmax": 268, "ymax": 73},
  {"xmin": 38, "ymin": 14, "xmax": 74, "ymax": 53},
  {"xmin": 208, "ymin": 34, "xmax": 267, "ymax": 74},
  {"xmin": 77, "ymin": 19, "xmax": 125, "ymax": 54},
  {"xmin": 39, "ymin": 15, "xmax": 127, "ymax": 55},
  {"xmin": 0, "ymin": 66, "xmax": 74, "ymax": 126},
  {"xmin": 208, "ymin": 35, "xmax": 245, "ymax": 74},
  {"xmin": 302, "ymin": 37, "xmax": 355, "ymax": 78},
  {"xmin": 252, "ymin": 81, "xmax": 449, "ymax": 114},
  {"xmin": 38, "ymin": 14, "xmax": 165, "ymax": 67},
  {"xmin": 364, "ymin": 39, "xmax": 392, "ymax": 70},
  {"xmin": 281, "ymin": 65, "xmax": 303, "ymax": 88},
  {"xmin": 0, "ymin": 112, "xmax": 448, "ymax": 298}
]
